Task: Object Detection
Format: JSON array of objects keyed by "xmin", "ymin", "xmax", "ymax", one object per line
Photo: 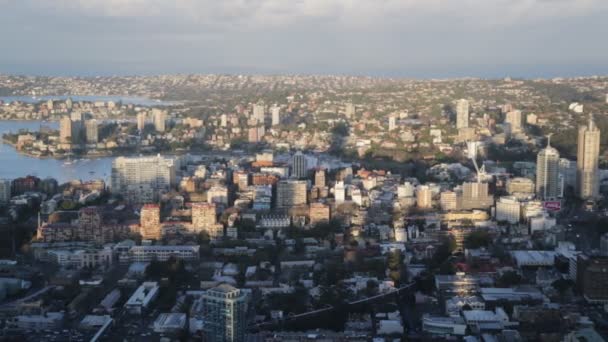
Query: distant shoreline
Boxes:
[
  {"xmin": 1, "ymin": 138, "xmax": 214, "ymax": 161},
  {"xmin": 0, "ymin": 95, "xmax": 180, "ymax": 106}
]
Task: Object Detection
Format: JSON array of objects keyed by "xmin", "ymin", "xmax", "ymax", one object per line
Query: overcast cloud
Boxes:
[{"xmin": 0, "ymin": 0, "xmax": 607, "ymax": 77}]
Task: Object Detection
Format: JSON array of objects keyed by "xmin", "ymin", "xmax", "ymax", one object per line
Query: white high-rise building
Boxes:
[
  {"xmin": 291, "ymin": 152, "xmax": 308, "ymax": 179},
  {"xmin": 137, "ymin": 112, "xmax": 147, "ymax": 131},
  {"xmin": 220, "ymin": 114, "xmax": 227, "ymax": 127},
  {"xmin": 397, "ymin": 182, "xmax": 415, "ymax": 198},
  {"xmin": 0, "ymin": 179, "xmax": 10, "ymax": 203},
  {"xmin": 388, "ymin": 115, "xmax": 397, "ymax": 131},
  {"xmin": 440, "ymin": 191, "xmax": 458, "ymax": 211},
  {"xmin": 416, "ymin": 185, "xmax": 433, "ymax": 209},
  {"xmin": 111, "ymin": 155, "xmax": 175, "ymax": 203},
  {"xmin": 153, "ymin": 109, "xmax": 166, "ymax": 132},
  {"xmin": 495, "ymin": 196, "xmax": 521, "ymax": 224},
  {"xmin": 271, "ymin": 106, "xmax": 281, "ymax": 126},
  {"xmin": 59, "ymin": 116, "xmax": 72, "ymax": 144},
  {"xmin": 505, "ymin": 110, "xmax": 522, "ymax": 133},
  {"xmin": 253, "ymin": 103, "xmax": 265, "ymax": 123},
  {"xmin": 334, "ymin": 181, "xmax": 346, "ymax": 204},
  {"xmin": 85, "ymin": 119, "xmax": 98, "ymax": 144},
  {"xmin": 577, "ymin": 114, "xmax": 601, "ymax": 199},
  {"xmin": 456, "ymin": 99, "xmax": 469, "ymax": 129},
  {"xmin": 536, "ymin": 140, "xmax": 560, "ymax": 200}
]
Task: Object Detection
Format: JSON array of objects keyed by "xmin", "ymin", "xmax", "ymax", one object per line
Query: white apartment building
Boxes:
[
  {"xmin": 495, "ymin": 196, "xmax": 521, "ymax": 224},
  {"xmin": 111, "ymin": 155, "xmax": 175, "ymax": 203},
  {"xmin": 127, "ymin": 245, "xmax": 200, "ymax": 263}
]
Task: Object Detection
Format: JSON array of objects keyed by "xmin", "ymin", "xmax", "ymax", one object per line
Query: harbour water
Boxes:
[
  {"xmin": 0, "ymin": 95, "xmax": 181, "ymax": 183},
  {"xmin": 0, "ymin": 120, "xmax": 114, "ymax": 183},
  {"xmin": 0, "ymin": 120, "xmax": 241, "ymax": 184}
]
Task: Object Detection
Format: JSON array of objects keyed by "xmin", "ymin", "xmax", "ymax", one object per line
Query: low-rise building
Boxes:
[
  {"xmin": 124, "ymin": 282, "xmax": 160, "ymax": 314},
  {"xmin": 153, "ymin": 313, "xmax": 187, "ymax": 333},
  {"xmin": 422, "ymin": 315, "xmax": 467, "ymax": 336},
  {"xmin": 127, "ymin": 245, "xmax": 200, "ymax": 263},
  {"xmin": 445, "ymin": 296, "xmax": 485, "ymax": 317},
  {"xmin": 10, "ymin": 312, "xmax": 65, "ymax": 330},
  {"xmin": 511, "ymin": 250, "xmax": 556, "ymax": 267}
]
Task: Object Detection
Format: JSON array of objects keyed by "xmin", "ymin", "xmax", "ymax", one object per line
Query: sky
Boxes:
[{"xmin": 0, "ymin": 0, "xmax": 607, "ymax": 78}]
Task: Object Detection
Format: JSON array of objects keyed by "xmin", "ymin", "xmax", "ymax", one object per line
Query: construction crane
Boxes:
[{"xmin": 466, "ymin": 141, "xmax": 486, "ymax": 183}]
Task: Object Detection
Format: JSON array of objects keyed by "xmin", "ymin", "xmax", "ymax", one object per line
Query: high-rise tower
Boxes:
[
  {"xmin": 536, "ymin": 138, "xmax": 560, "ymax": 199},
  {"xmin": 456, "ymin": 99, "xmax": 469, "ymax": 129},
  {"xmin": 292, "ymin": 152, "xmax": 308, "ymax": 179},
  {"xmin": 202, "ymin": 284, "xmax": 247, "ymax": 342},
  {"xmin": 577, "ymin": 114, "xmax": 601, "ymax": 199}
]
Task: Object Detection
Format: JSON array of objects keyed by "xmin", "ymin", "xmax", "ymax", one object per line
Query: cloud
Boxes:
[
  {"xmin": 11, "ymin": 0, "xmax": 608, "ymax": 29},
  {"xmin": 0, "ymin": 0, "xmax": 607, "ymax": 76}
]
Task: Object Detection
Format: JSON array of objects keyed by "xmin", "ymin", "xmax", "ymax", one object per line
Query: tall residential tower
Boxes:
[
  {"xmin": 577, "ymin": 114, "xmax": 601, "ymax": 199},
  {"xmin": 456, "ymin": 99, "xmax": 469, "ymax": 129},
  {"xmin": 202, "ymin": 284, "xmax": 247, "ymax": 342},
  {"xmin": 536, "ymin": 139, "xmax": 560, "ymax": 199}
]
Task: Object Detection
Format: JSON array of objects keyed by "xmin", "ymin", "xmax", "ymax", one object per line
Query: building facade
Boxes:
[
  {"xmin": 85, "ymin": 119, "xmax": 99, "ymax": 144},
  {"xmin": 577, "ymin": 115, "xmax": 601, "ymax": 199},
  {"xmin": 505, "ymin": 110, "xmax": 522, "ymax": 133},
  {"xmin": 456, "ymin": 99, "xmax": 469, "ymax": 129},
  {"xmin": 536, "ymin": 142, "xmax": 560, "ymax": 199},
  {"xmin": 309, "ymin": 202, "xmax": 331, "ymax": 225},
  {"xmin": 202, "ymin": 284, "xmax": 247, "ymax": 342},
  {"xmin": 140, "ymin": 204, "xmax": 161, "ymax": 240},
  {"xmin": 291, "ymin": 152, "xmax": 308, "ymax": 179},
  {"xmin": 111, "ymin": 155, "xmax": 175, "ymax": 203},
  {"xmin": 0, "ymin": 179, "xmax": 10, "ymax": 203},
  {"xmin": 276, "ymin": 180, "xmax": 307, "ymax": 208},
  {"xmin": 153, "ymin": 109, "xmax": 166, "ymax": 132}
]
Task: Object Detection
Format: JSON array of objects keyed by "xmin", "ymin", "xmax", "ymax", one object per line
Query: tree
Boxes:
[
  {"xmin": 365, "ymin": 279, "xmax": 379, "ymax": 297},
  {"xmin": 437, "ymin": 261, "xmax": 456, "ymax": 275},
  {"xmin": 464, "ymin": 230, "xmax": 492, "ymax": 249},
  {"xmin": 415, "ymin": 271, "xmax": 436, "ymax": 294},
  {"xmin": 197, "ymin": 231, "xmax": 210, "ymax": 244},
  {"xmin": 146, "ymin": 256, "xmax": 190, "ymax": 285},
  {"xmin": 235, "ymin": 218, "xmax": 256, "ymax": 234},
  {"xmin": 267, "ymin": 285, "xmax": 309, "ymax": 315},
  {"xmin": 594, "ymin": 217, "xmax": 608, "ymax": 235},
  {"xmin": 497, "ymin": 271, "xmax": 522, "ymax": 287},
  {"xmin": 316, "ymin": 260, "xmax": 349, "ymax": 287},
  {"xmin": 387, "ymin": 250, "xmax": 407, "ymax": 285},
  {"xmin": 431, "ymin": 236, "xmax": 456, "ymax": 268},
  {"xmin": 318, "ymin": 284, "xmax": 351, "ymax": 308},
  {"xmin": 331, "ymin": 122, "xmax": 349, "ymax": 137},
  {"xmin": 552, "ymin": 278, "xmax": 574, "ymax": 298}
]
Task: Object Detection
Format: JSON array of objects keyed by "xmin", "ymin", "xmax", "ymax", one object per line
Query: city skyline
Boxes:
[
  {"xmin": 1, "ymin": 0, "xmax": 608, "ymax": 77},
  {"xmin": 1, "ymin": 3, "xmax": 608, "ymax": 337}
]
